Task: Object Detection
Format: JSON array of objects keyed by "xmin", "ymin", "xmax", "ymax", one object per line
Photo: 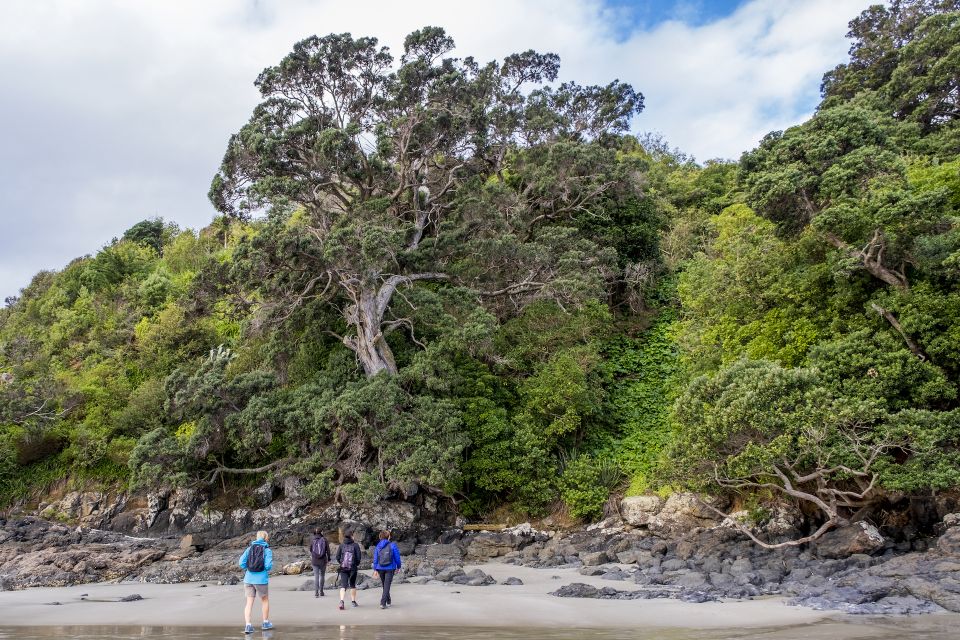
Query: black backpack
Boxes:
[
  {"xmin": 377, "ymin": 542, "xmax": 394, "ymax": 567},
  {"xmin": 311, "ymin": 536, "xmax": 328, "ymax": 563},
  {"xmin": 247, "ymin": 544, "xmax": 265, "ymax": 572}
]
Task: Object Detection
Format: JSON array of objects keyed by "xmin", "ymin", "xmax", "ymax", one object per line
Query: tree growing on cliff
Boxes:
[{"xmin": 209, "ymin": 27, "xmax": 643, "ymax": 377}]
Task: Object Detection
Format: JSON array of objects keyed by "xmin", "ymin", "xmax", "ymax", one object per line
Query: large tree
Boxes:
[{"xmin": 209, "ymin": 27, "xmax": 643, "ymax": 377}]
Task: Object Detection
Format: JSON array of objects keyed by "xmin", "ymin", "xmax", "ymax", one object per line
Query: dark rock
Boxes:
[
  {"xmin": 120, "ymin": 594, "xmax": 143, "ymax": 602},
  {"xmin": 937, "ymin": 527, "xmax": 960, "ymax": 555},
  {"xmin": 437, "ymin": 528, "xmax": 463, "ymax": 545},
  {"xmin": 671, "ymin": 572, "xmax": 707, "ymax": 589},
  {"xmin": 600, "ymin": 569, "xmax": 630, "ymax": 581},
  {"xmin": 709, "ymin": 572, "xmax": 732, "ymax": 588},
  {"xmin": 501, "ymin": 577, "xmax": 523, "ymax": 585},
  {"xmin": 435, "ymin": 566, "xmax": 465, "ymax": 582},
  {"xmin": 680, "ymin": 591, "xmax": 716, "ymax": 603},
  {"xmin": 728, "ymin": 557, "xmax": 753, "ymax": 576},
  {"xmin": 816, "ymin": 522, "xmax": 887, "ymax": 559},
  {"xmin": 903, "ymin": 576, "xmax": 960, "ymax": 612},
  {"xmin": 661, "ymin": 558, "xmax": 686, "ymax": 572},
  {"xmin": 550, "ymin": 583, "xmax": 599, "ymax": 598}
]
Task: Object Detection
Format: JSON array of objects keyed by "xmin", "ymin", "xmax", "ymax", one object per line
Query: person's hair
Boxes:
[
  {"xmin": 379, "ymin": 530, "xmax": 391, "ymax": 540},
  {"xmin": 256, "ymin": 530, "xmax": 269, "ymax": 542},
  {"xmin": 313, "ymin": 527, "xmax": 323, "ymax": 536}
]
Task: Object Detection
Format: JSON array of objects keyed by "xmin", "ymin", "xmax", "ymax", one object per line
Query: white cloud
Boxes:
[{"xmin": 0, "ymin": 0, "xmax": 872, "ymax": 298}]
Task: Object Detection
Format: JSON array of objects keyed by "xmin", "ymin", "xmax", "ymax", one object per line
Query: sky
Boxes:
[{"xmin": 0, "ymin": 0, "xmax": 874, "ymax": 300}]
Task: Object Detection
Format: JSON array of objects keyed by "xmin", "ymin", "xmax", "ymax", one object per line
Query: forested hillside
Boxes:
[{"xmin": 2, "ymin": 2, "xmax": 958, "ymax": 538}]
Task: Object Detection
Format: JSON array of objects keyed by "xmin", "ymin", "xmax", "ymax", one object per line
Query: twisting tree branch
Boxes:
[
  {"xmin": 206, "ymin": 458, "xmax": 293, "ymax": 486},
  {"xmin": 870, "ymin": 303, "xmax": 927, "ymax": 360}
]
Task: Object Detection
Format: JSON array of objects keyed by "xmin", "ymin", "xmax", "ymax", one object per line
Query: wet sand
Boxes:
[
  {"xmin": 0, "ymin": 620, "xmax": 957, "ymax": 640},
  {"xmin": 0, "ymin": 563, "xmax": 832, "ymax": 629}
]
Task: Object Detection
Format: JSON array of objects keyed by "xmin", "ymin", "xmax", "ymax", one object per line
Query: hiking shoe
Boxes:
[
  {"xmin": 386, "ymin": 603, "xmax": 391, "ymax": 608},
  {"xmin": 351, "ymin": 600, "xmax": 358, "ymax": 608},
  {"xmin": 262, "ymin": 621, "xmax": 274, "ymax": 631},
  {"xmin": 319, "ymin": 590, "xmax": 325, "ymax": 597},
  {"xmin": 338, "ymin": 600, "xmax": 345, "ymax": 610},
  {"xmin": 380, "ymin": 604, "xmax": 386, "ymax": 609},
  {"xmin": 244, "ymin": 623, "xmax": 254, "ymax": 634},
  {"xmin": 314, "ymin": 591, "xmax": 319, "ymax": 598}
]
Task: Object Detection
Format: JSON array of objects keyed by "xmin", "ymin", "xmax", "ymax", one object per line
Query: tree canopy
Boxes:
[{"xmin": 3, "ymin": 5, "xmax": 960, "ymax": 537}]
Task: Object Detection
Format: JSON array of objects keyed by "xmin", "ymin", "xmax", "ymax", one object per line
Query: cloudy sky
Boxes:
[{"xmin": 0, "ymin": 0, "xmax": 873, "ymax": 300}]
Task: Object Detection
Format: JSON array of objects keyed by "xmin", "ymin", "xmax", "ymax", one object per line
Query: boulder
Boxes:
[
  {"xmin": 252, "ymin": 482, "xmax": 276, "ymax": 509},
  {"xmin": 728, "ymin": 557, "xmax": 753, "ymax": 577},
  {"xmin": 816, "ymin": 522, "xmax": 887, "ymax": 559},
  {"xmin": 435, "ymin": 566, "xmax": 465, "ymax": 582},
  {"xmin": 423, "ymin": 543, "xmax": 465, "ymax": 560},
  {"xmin": 550, "ymin": 583, "xmax": 599, "ymax": 598},
  {"xmin": 580, "ymin": 551, "xmax": 609, "ymax": 566},
  {"xmin": 672, "ymin": 572, "xmax": 708, "ymax": 589},
  {"xmin": 465, "ymin": 533, "xmax": 517, "ymax": 560},
  {"xmin": 621, "ymin": 496, "xmax": 664, "ymax": 527},
  {"xmin": 501, "ymin": 577, "xmax": 524, "ymax": 585},
  {"xmin": 646, "ymin": 493, "xmax": 723, "ymax": 535},
  {"xmin": 937, "ymin": 527, "xmax": 960, "ymax": 556},
  {"xmin": 452, "ymin": 568, "xmax": 495, "ymax": 586},
  {"xmin": 282, "ymin": 561, "xmax": 307, "ymax": 575}
]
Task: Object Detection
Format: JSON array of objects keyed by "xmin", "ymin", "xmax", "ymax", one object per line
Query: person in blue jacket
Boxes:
[
  {"xmin": 239, "ymin": 530, "xmax": 274, "ymax": 633},
  {"xmin": 372, "ymin": 529, "xmax": 402, "ymax": 609}
]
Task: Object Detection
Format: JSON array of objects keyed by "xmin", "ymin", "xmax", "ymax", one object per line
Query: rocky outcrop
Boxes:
[{"xmin": 0, "ymin": 517, "xmax": 173, "ymax": 589}]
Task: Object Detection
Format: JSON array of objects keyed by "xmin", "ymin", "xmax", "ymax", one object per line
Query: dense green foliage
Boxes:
[
  {"xmin": 2, "ymin": 3, "xmax": 959, "ymax": 529},
  {"xmin": 666, "ymin": 0, "xmax": 960, "ymax": 532}
]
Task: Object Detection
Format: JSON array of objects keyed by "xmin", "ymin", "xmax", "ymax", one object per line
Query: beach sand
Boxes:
[{"xmin": 0, "ymin": 562, "xmax": 829, "ymax": 629}]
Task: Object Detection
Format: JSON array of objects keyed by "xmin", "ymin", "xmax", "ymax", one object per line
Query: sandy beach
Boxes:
[{"xmin": 0, "ymin": 563, "xmax": 830, "ymax": 629}]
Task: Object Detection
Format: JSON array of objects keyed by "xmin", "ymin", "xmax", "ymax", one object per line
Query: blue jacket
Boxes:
[
  {"xmin": 239, "ymin": 539, "xmax": 273, "ymax": 584},
  {"xmin": 373, "ymin": 540, "xmax": 402, "ymax": 571}
]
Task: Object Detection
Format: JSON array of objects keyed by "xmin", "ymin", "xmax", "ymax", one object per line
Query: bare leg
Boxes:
[
  {"xmin": 350, "ymin": 587, "xmax": 357, "ymax": 603},
  {"xmin": 261, "ymin": 596, "xmax": 270, "ymax": 622},
  {"xmin": 244, "ymin": 596, "xmax": 255, "ymax": 625}
]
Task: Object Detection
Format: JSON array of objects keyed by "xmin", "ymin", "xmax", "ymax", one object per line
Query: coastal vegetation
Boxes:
[{"xmin": 1, "ymin": 1, "xmax": 959, "ymax": 541}]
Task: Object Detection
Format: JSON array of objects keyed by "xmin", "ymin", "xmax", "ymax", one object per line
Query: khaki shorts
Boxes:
[{"xmin": 245, "ymin": 583, "xmax": 269, "ymax": 598}]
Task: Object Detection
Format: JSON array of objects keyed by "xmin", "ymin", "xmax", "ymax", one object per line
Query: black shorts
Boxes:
[{"xmin": 339, "ymin": 569, "xmax": 358, "ymax": 589}]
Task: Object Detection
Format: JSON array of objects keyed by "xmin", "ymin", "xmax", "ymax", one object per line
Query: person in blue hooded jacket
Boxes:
[
  {"xmin": 239, "ymin": 530, "xmax": 274, "ymax": 633},
  {"xmin": 372, "ymin": 529, "xmax": 402, "ymax": 609}
]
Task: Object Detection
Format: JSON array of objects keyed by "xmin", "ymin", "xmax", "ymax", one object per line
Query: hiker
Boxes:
[
  {"xmin": 372, "ymin": 529, "xmax": 402, "ymax": 609},
  {"xmin": 336, "ymin": 528, "xmax": 362, "ymax": 610},
  {"xmin": 308, "ymin": 527, "xmax": 331, "ymax": 597},
  {"xmin": 239, "ymin": 530, "xmax": 274, "ymax": 633}
]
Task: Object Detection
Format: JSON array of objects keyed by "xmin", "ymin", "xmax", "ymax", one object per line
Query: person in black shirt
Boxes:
[{"xmin": 336, "ymin": 529, "xmax": 362, "ymax": 610}]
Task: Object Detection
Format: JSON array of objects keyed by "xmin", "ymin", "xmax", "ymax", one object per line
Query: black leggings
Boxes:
[
  {"xmin": 379, "ymin": 569, "xmax": 395, "ymax": 606},
  {"xmin": 312, "ymin": 562, "xmax": 326, "ymax": 594}
]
